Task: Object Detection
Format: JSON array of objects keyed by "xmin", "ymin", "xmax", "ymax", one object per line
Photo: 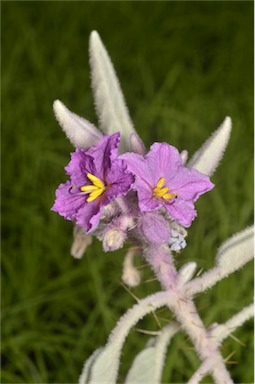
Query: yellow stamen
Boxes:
[
  {"xmin": 87, "ymin": 173, "xmax": 105, "ymax": 189},
  {"xmin": 156, "ymin": 177, "xmax": 165, "ymax": 189},
  {"xmin": 153, "ymin": 178, "xmax": 177, "ymax": 201},
  {"xmin": 80, "ymin": 173, "xmax": 106, "ymax": 202},
  {"xmin": 163, "ymin": 192, "xmax": 177, "ymax": 200},
  {"xmin": 80, "ymin": 185, "xmax": 98, "ymax": 193},
  {"xmin": 86, "ymin": 188, "xmax": 104, "ymax": 202},
  {"xmin": 155, "ymin": 187, "xmax": 169, "ymax": 197}
]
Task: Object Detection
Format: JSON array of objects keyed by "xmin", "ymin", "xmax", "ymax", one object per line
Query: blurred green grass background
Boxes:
[{"xmin": 2, "ymin": 2, "xmax": 253, "ymax": 383}]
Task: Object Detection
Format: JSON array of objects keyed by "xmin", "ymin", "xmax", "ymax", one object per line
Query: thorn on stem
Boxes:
[{"xmin": 119, "ymin": 281, "xmax": 140, "ymax": 302}]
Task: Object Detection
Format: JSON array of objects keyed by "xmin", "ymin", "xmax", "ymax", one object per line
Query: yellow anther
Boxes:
[
  {"xmin": 155, "ymin": 187, "xmax": 169, "ymax": 197},
  {"xmin": 87, "ymin": 173, "xmax": 105, "ymax": 189},
  {"xmin": 86, "ymin": 188, "xmax": 105, "ymax": 202},
  {"xmin": 156, "ymin": 177, "xmax": 165, "ymax": 189},
  {"xmin": 153, "ymin": 177, "xmax": 177, "ymax": 201},
  {"xmin": 163, "ymin": 192, "xmax": 177, "ymax": 200},
  {"xmin": 80, "ymin": 173, "xmax": 106, "ymax": 203},
  {"xmin": 80, "ymin": 185, "xmax": 98, "ymax": 193}
]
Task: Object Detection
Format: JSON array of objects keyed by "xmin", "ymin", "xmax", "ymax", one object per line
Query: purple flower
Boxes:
[
  {"xmin": 52, "ymin": 133, "xmax": 134, "ymax": 232},
  {"xmin": 120, "ymin": 142, "xmax": 214, "ymax": 227}
]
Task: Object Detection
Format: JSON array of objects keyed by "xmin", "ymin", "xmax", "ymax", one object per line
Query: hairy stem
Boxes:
[{"xmin": 144, "ymin": 243, "xmax": 233, "ymax": 384}]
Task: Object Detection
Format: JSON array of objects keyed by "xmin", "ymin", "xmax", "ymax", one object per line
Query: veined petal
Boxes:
[
  {"xmin": 120, "ymin": 152, "xmax": 154, "ymax": 186},
  {"xmin": 165, "ymin": 199, "xmax": 197, "ymax": 227},
  {"xmin": 168, "ymin": 166, "xmax": 214, "ymax": 201},
  {"xmin": 147, "ymin": 142, "xmax": 183, "ymax": 180},
  {"xmin": 89, "ymin": 133, "xmax": 120, "ymax": 180},
  {"xmin": 76, "ymin": 199, "xmax": 103, "ymax": 232},
  {"xmin": 52, "ymin": 181, "xmax": 85, "ymax": 221},
  {"xmin": 65, "ymin": 149, "xmax": 95, "ymax": 186},
  {"xmin": 53, "ymin": 100, "xmax": 102, "ymax": 148},
  {"xmin": 188, "ymin": 117, "xmax": 232, "ymax": 176}
]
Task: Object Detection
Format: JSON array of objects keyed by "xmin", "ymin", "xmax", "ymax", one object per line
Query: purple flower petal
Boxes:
[
  {"xmin": 133, "ymin": 178, "xmax": 161, "ymax": 211},
  {"xmin": 165, "ymin": 199, "xmax": 197, "ymax": 227},
  {"xmin": 65, "ymin": 150, "xmax": 95, "ymax": 186},
  {"xmin": 89, "ymin": 132, "xmax": 120, "ymax": 181},
  {"xmin": 167, "ymin": 166, "xmax": 214, "ymax": 202},
  {"xmin": 76, "ymin": 198, "xmax": 103, "ymax": 232},
  {"xmin": 120, "ymin": 152, "xmax": 155, "ymax": 186},
  {"xmin": 106, "ymin": 159, "xmax": 134, "ymax": 203},
  {"xmin": 52, "ymin": 181, "xmax": 85, "ymax": 221},
  {"xmin": 146, "ymin": 142, "xmax": 182, "ymax": 178}
]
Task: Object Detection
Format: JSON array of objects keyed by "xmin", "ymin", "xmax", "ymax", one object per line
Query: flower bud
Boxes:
[
  {"xmin": 122, "ymin": 249, "xmax": 141, "ymax": 287},
  {"xmin": 122, "ymin": 266, "xmax": 141, "ymax": 287},
  {"xmin": 138, "ymin": 212, "xmax": 170, "ymax": 244},
  {"xmin": 118, "ymin": 214, "xmax": 135, "ymax": 231},
  {"xmin": 102, "ymin": 227, "xmax": 126, "ymax": 252},
  {"xmin": 71, "ymin": 225, "xmax": 93, "ymax": 259},
  {"xmin": 178, "ymin": 262, "xmax": 197, "ymax": 284},
  {"xmin": 100, "ymin": 202, "xmax": 120, "ymax": 221}
]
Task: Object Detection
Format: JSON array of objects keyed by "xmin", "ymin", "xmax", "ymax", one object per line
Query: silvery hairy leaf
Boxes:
[
  {"xmin": 187, "ymin": 226, "xmax": 254, "ymax": 296},
  {"xmin": 209, "ymin": 303, "xmax": 254, "ymax": 343},
  {"xmin": 188, "ymin": 116, "xmax": 232, "ymax": 176},
  {"xmin": 79, "ymin": 348, "xmax": 103, "ymax": 384},
  {"xmin": 89, "ymin": 31, "xmax": 137, "ymax": 153},
  {"xmin": 125, "ymin": 323, "xmax": 179, "ymax": 384},
  {"xmin": 53, "ymin": 100, "xmax": 102, "ymax": 148}
]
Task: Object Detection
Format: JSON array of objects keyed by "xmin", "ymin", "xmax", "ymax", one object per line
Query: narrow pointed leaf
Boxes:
[
  {"xmin": 210, "ymin": 303, "xmax": 254, "ymax": 343},
  {"xmin": 53, "ymin": 99, "xmax": 102, "ymax": 148},
  {"xmin": 188, "ymin": 117, "xmax": 232, "ymax": 176},
  {"xmin": 129, "ymin": 132, "xmax": 146, "ymax": 155},
  {"xmin": 178, "ymin": 262, "xmax": 197, "ymax": 285},
  {"xmin": 187, "ymin": 226, "xmax": 254, "ymax": 295},
  {"xmin": 89, "ymin": 31, "xmax": 137, "ymax": 153},
  {"xmin": 216, "ymin": 225, "xmax": 254, "ymax": 271}
]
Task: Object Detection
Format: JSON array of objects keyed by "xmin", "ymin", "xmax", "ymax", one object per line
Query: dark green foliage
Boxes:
[{"xmin": 2, "ymin": 2, "xmax": 253, "ymax": 383}]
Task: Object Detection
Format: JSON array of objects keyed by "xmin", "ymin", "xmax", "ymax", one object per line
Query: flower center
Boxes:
[
  {"xmin": 153, "ymin": 177, "xmax": 177, "ymax": 200},
  {"xmin": 80, "ymin": 173, "xmax": 106, "ymax": 202}
]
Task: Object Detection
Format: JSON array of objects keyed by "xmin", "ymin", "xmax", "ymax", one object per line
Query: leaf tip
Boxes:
[
  {"xmin": 89, "ymin": 30, "xmax": 101, "ymax": 48},
  {"xmin": 221, "ymin": 116, "xmax": 232, "ymax": 138},
  {"xmin": 53, "ymin": 99, "xmax": 66, "ymax": 123}
]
